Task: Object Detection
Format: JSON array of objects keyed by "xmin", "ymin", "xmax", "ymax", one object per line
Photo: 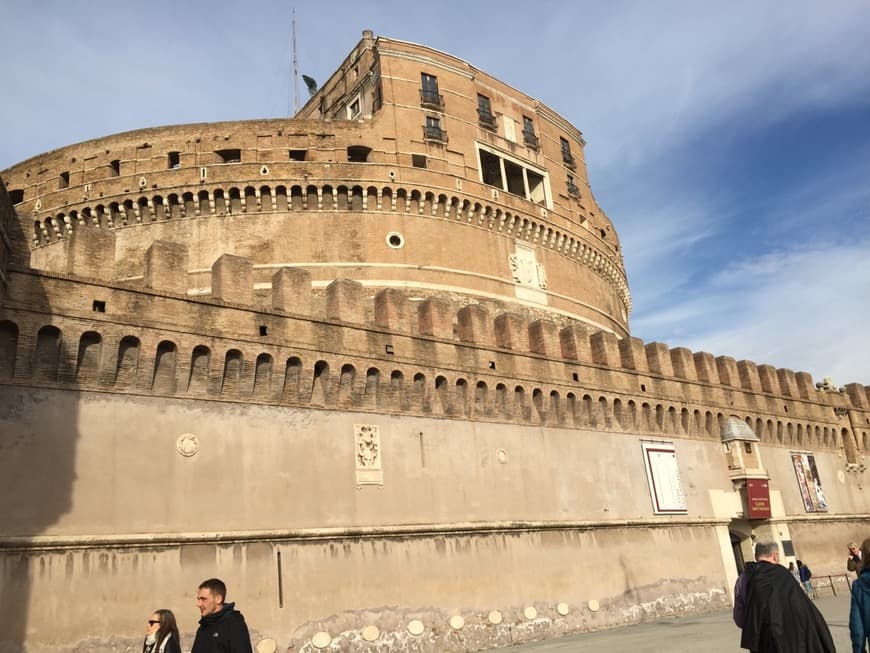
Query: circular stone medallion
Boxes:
[
  {"xmin": 361, "ymin": 625, "xmax": 380, "ymax": 642},
  {"xmin": 176, "ymin": 433, "xmax": 200, "ymax": 457},
  {"xmin": 407, "ymin": 619, "xmax": 425, "ymax": 636},
  {"xmin": 311, "ymin": 631, "xmax": 331, "ymax": 649},
  {"xmin": 449, "ymin": 615, "xmax": 465, "ymax": 630},
  {"xmin": 523, "ymin": 606, "xmax": 537, "ymax": 620},
  {"xmin": 588, "ymin": 599, "xmax": 600, "ymax": 612},
  {"xmin": 488, "ymin": 610, "xmax": 503, "ymax": 625},
  {"xmin": 557, "ymin": 602, "xmax": 570, "ymax": 616}
]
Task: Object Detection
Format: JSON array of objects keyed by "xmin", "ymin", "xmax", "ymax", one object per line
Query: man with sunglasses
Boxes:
[{"xmin": 191, "ymin": 578, "xmax": 253, "ymax": 653}]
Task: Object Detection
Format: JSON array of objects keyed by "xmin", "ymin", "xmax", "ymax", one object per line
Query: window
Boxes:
[
  {"xmin": 168, "ymin": 151, "xmax": 180, "ymax": 169},
  {"xmin": 522, "ymin": 116, "xmax": 539, "ymax": 149},
  {"xmin": 347, "ymin": 145, "xmax": 372, "ymax": 162},
  {"xmin": 477, "ymin": 94, "xmax": 496, "ymax": 129},
  {"xmin": 566, "ymin": 175, "xmax": 580, "ymax": 198},
  {"xmin": 347, "ymin": 96, "xmax": 361, "ymax": 120},
  {"xmin": 411, "ymin": 154, "xmax": 427, "ymax": 168},
  {"xmin": 288, "ymin": 149, "xmax": 307, "ymax": 161},
  {"xmin": 420, "ymin": 73, "xmax": 442, "ymax": 109},
  {"xmin": 215, "ymin": 149, "xmax": 241, "ymax": 163},
  {"xmin": 109, "ymin": 159, "xmax": 120, "ymax": 177},
  {"xmin": 58, "ymin": 171, "xmax": 70, "ymax": 189},
  {"xmin": 560, "ymin": 137, "xmax": 576, "ymax": 169},
  {"xmin": 8, "ymin": 189, "xmax": 23, "ymax": 204},
  {"xmin": 423, "ymin": 116, "xmax": 446, "ymax": 142},
  {"xmin": 476, "ymin": 144, "xmax": 550, "ymax": 208}
]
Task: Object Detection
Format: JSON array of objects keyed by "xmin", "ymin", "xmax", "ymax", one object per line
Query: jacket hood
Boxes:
[{"xmin": 199, "ymin": 602, "xmax": 236, "ymax": 625}]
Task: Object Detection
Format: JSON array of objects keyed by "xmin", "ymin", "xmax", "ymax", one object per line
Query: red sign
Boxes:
[{"xmin": 746, "ymin": 479, "xmax": 771, "ymax": 519}]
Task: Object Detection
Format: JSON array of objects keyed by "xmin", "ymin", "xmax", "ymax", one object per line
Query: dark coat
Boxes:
[
  {"xmin": 740, "ymin": 560, "xmax": 835, "ymax": 653},
  {"xmin": 191, "ymin": 603, "xmax": 253, "ymax": 653},
  {"xmin": 850, "ymin": 567, "xmax": 870, "ymax": 653},
  {"xmin": 143, "ymin": 634, "xmax": 181, "ymax": 653}
]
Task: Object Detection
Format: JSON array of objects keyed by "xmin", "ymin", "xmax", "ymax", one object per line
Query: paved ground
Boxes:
[{"xmin": 494, "ymin": 594, "xmax": 852, "ymax": 652}]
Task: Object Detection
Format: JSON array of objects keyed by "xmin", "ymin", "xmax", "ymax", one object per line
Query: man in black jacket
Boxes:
[
  {"xmin": 740, "ymin": 541, "xmax": 835, "ymax": 653},
  {"xmin": 191, "ymin": 578, "xmax": 253, "ymax": 653}
]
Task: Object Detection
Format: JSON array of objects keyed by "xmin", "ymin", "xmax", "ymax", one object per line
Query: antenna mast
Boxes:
[{"xmin": 292, "ymin": 8, "xmax": 300, "ymax": 115}]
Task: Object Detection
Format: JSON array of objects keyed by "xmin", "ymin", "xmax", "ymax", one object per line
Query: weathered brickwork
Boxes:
[{"xmin": 1, "ymin": 31, "xmax": 868, "ymax": 653}]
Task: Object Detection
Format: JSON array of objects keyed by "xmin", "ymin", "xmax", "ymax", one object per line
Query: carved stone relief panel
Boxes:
[{"xmin": 355, "ymin": 424, "xmax": 383, "ymax": 486}]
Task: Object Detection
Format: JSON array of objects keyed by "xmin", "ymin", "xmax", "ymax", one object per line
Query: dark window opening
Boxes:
[
  {"xmin": 347, "ymin": 145, "xmax": 372, "ymax": 162},
  {"xmin": 92, "ymin": 300, "xmax": 106, "ymax": 313},
  {"xmin": 288, "ymin": 149, "xmax": 307, "ymax": 161},
  {"xmin": 488, "ymin": 361, "xmax": 496, "ymax": 370},
  {"xmin": 259, "ymin": 325, "xmax": 268, "ymax": 336},
  {"xmin": 420, "ymin": 72, "xmax": 442, "ymax": 109},
  {"xmin": 8, "ymin": 189, "xmax": 23, "ymax": 204},
  {"xmin": 527, "ymin": 170, "xmax": 546, "ymax": 205},
  {"xmin": 504, "ymin": 160, "xmax": 525, "ymax": 197},
  {"xmin": 109, "ymin": 159, "xmax": 120, "ymax": 176},
  {"xmin": 215, "ymin": 149, "xmax": 241, "ymax": 163},
  {"xmin": 522, "ymin": 116, "xmax": 539, "ymax": 149},
  {"xmin": 561, "ymin": 137, "xmax": 577, "ymax": 169},
  {"xmin": 640, "ymin": 383, "xmax": 646, "ymax": 392},
  {"xmin": 59, "ymin": 171, "xmax": 70, "ymax": 189},
  {"xmin": 388, "ymin": 233, "xmax": 403, "ymax": 247},
  {"xmin": 478, "ymin": 94, "xmax": 496, "ymax": 129},
  {"xmin": 423, "ymin": 116, "xmax": 446, "ymax": 142},
  {"xmin": 385, "ymin": 345, "xmax": 394, "ymax": 355},
  {"xmin": 744, "ymin": 442, "xmax": 753, "ymax": 454},
  {"xmin": 599, "ymin": 228, "xmax": 606, "ymax": 239},
  {"xmin": 411, "ymin": 154, "xmax": 427, "ymax": 168},
  {"xmin": 479, "ymin": 149, "xmax": 503, "ymax": 188},
  {"xmin": 348, "ymin": 98, "xmax": 361, "ymax": 119},
  {"xmin": 567, "ymin": 175, "xmax": 580, "ymax": 198},
  {"xmin": 572, "ymin": 372, "xmax": 579, "ymax": 382},
  {"xmin": 168, "ymin": 151, "xmax": 180, "ymax": 169}
]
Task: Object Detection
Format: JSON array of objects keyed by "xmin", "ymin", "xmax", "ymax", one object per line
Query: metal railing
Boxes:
[
  {"xmin": 419, "ymin": 89, "xmax": 444, "ymax": 110},
  {"xmin": 422, "ymin": 125, "xmax": 447, "ymax": 143}
]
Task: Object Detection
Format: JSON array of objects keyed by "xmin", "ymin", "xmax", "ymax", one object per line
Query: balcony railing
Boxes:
[
  {"xmin": 423, "ymin": 125, "xmax": 448, "ymax": 143},
  {"xmin": 523, "ymin": 131, "xmax": 540, "ymax": 150},
  {"xmin": 563, "ymin": 153, "xmax": 577, "ymax": 170},
  {"xmin": 420, "ymin": 89, "xmax": 444, "ymax": 110},
  {"xmin": 567, "ymin": 182, "xmax": 580, "ymax": 198},
  {"xmin": 478, "ymin": 109, "xmax": 497, "ymax": 130}
]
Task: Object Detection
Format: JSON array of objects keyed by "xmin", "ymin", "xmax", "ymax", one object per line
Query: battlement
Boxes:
[{"xmin": 1, "ymin": 244, "xmax": 867, "ymax": 463}]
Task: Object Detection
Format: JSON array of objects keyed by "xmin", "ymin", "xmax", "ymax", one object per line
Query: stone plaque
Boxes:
[{"xmin": 355, "ymin": 424, "xmax": 383, "ymax": 486}]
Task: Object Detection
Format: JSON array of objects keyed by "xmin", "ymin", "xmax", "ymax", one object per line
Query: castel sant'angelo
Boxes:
[{"xmin": 1, "ymin": 30, "xmax": 868, "ymax": 653}]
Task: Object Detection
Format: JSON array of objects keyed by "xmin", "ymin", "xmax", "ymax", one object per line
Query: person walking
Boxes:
[
  {"xmin": 143, "ymin": 609, "xmax": 181, "ymax": 653},
  {"xmin": 848, "ymin": 541, "xmax": 864, "ymax": 575},
  {"xmin": 789, "ymin": 562, "xmax": 800, "ymax": 583},
  {"xmin": 740, "ymin": 541, "xmax": 834, "ymax": 652},
  {"xmin": 798, "ymin": 559, "xmax": 816, "ymax": 599},
  {"xmin": 191, "ymin": 578, "xmax": 253, "ymax": 653},
  {"xmin": 850, "ymin": 538, "xmax": 870, "ymax": 653}
]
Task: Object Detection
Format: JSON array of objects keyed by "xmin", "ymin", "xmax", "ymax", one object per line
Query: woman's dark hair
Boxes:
[{"xmin": 153, "ymin": 609, "xmax": 180, "ymax": 651}]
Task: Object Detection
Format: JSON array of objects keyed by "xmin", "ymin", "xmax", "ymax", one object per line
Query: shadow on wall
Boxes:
[{"xmin": 0, "ymin": 176, "xmax": 79, "ymax": 653}]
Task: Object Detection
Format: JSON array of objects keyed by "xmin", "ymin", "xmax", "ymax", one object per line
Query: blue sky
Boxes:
[{"xmin": 2, "ymin": 0, "xmax": 869, "ymax": 385}]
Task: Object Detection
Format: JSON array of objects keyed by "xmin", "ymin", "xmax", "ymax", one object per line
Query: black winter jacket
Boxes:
[
  {"xmin": 740, "ymin": 561, "xmax": 835, "ymax": 653},
  {"xmin": 191, "ymin": 603, "xmax": 253, "ymax": 653}
]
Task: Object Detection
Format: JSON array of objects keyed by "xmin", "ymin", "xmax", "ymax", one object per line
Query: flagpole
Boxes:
[{"xmin": 292, "ymin": 8, "xmax": 299, "ymax": 115}]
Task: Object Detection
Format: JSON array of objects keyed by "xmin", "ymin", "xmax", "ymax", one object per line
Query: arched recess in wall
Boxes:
[
  {"xmin": 254, "ymin": 353, "xmax": 274, "ymax": 398},
  {"xmin": 475, "ymin": 381, "xmax": 488, "ymax": 417},
  {"xmin": 532, "ymin": 388, "xmax": 545, "ymax": 424},
  {"xmin": 434, "ymin": 375, "xmax": 448, "ymax": 414},
  {"xmin": 454, "ymin": 378, "xmax": 469, "ymax": 416},
  {"xmin": 34, "ymin": 325, "xmax": 62, "ymax": 383},
  {"xmin": 337, "ymin": 363, "xmax": 355, "ymax": 406},
  {"xmin": 75, "ymin": 331, "xmax": 102, "ymax": 384},
  {"xmin": 364, "ymin": 367, "xmax": 380, "ymax": 408},
  {"xmin": 188, "ymin": 345, "xmax": 211, "ymax": 394},
  {"xmin": 222, "ymin": 349, "xmax": 244, "ymax": 397},
  {"xmin": 390, "ymin": 370, "xmax": 405, "ymax": 411},
  {"xmin": 496, "ymin": 383, "xmax": 509, "ymax": 419},
  {"xmin": 283, "ymin": 357, "xmax": 302, "ymax": 402},
  {"xmin": 152, "ymin": 340, "xmax": 178, "ymax": 394},
  {"xmin": 412, "ymin": 373, "xmax": 426, "ymax": 412},
  {"xmin": 549, "ymin": 390, "xmax": 562, "ymax": 426},
  {"xmin": 311, "ymin": 360, "xmax": 329, "ymax": 406},
  {"xmin": 115, "ymin": 336, "xmax": 140, "ymax": 387},
  {"xmin": 0, "ymin": 320, "xmax": 19, "ymax": 379},
  {"xmin": 514, "ymin": 385, "xmax": 528, "ymax": 422}
]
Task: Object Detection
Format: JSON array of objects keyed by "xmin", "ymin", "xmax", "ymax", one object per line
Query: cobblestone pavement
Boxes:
[{"xmin": 492, "ymin": 594, "xmax": 852, "ymax": 652}]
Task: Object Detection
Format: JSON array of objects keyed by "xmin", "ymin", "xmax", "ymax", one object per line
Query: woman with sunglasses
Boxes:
[{"xmin": 143, "ymin": 609, "xmax": 181, "ymax": 653}]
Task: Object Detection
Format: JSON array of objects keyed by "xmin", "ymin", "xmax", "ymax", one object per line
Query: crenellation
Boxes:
[
  {"xmin": 776, "ymin": 368, "xmax": 799, "ymax": 398},
  {"xmin": 737, "ymin": 360, "xmax": 762, "ymax": 392},
  {"xmin": 559, "ymin": 323, "xmax": 592, "ymax": 362},
  {"xmin": 618, "ymin": 336, "xmax": 649, "ymax": 372},
  {"xmin": 669, "ymin": 347, "xmax": 697, "ymax": 381},
  {"xmin": 715, "ymin": 356, "xmax": 739, "ymax": 387},
  {"xmin": 271, "ymin": 267, "xmax": 312, "ymax": 315},
  {"xmin": 644, "ymin": 342, "xmax": 674, "ymax": 377},
  {"xmin": 144, "ymin": 240, "xmax": 189, "ymax": 294},
  {"xmin": 757, "ymin": 364, "xmax": 781, "ymax": 395},
  {"xmin": 845, "ymin": 383, "xmax": 868, "ymax": 410},
  {"xmin": 211, "ymin": 254, "xmax": 253, "ymax": 304},
  {"xmin": 528, "ymin": 318, "xmax": 560, "ymax": 357},
  {"xmin": 493, "ymin": 312, "xmax": 529, "ymax": 352},
  {"xmin": 65, "ymin": 226, "xmax": 116, "ymax": 280},
  {"xmin": 457, "ymin": 304, "xmax": 494, "ymax": 346},
  {"xmin": 692, "ymin": 351, "xmax": 717, "ymax": 383},
  {"xmin": 325, "ymin": 278, "xmax": 364, "ymax": 324},
  {"xmin": 590, "ymin": 330, "xmax": 619, "ymax": 367},
  {"xmin": 374, "ymin": 287, "xmax": 410, "ymax": 331},
  {"xmin": 417, "ymin": 297, "xmax": 454, "ymax": 339},
  {"xmin": 794, "ymin": 372, "xmax": 814, "ymax": 400}
]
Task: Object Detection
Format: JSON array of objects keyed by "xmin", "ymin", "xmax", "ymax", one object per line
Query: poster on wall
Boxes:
[
  {"xmin": 791, "ymin": 452, "xmax": 828, "ymax": 512},
  {"xmin": 641, "ymin": 441, "xmax": 687, "ymax": 514}
]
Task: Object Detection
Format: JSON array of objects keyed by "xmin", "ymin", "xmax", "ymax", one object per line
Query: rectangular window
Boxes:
[
  {"xmin": 58, "ymin": 171, "xmax": 70, "ymax": 189},
  {"xmin": 641, "ymin": 441, "xmax": 687, "ymax": 514},
  {"xmin": 215, "ymin": 149, "xmax": 241, "ymax": 163},
  {"xmin": 477, "ymin": 94, "xmax": 496, "ymax": 129},
  {"xmin": 420, "ymin": 73, "xmax": 442, "ymax": 109},
  {"xmin": 411, "ymin": 154, "xmax": 427, "ymax": 169},
  {"xmin": 423, "ymin": 116, "xmax": 446, "ymax": 142},
  {"xmin": 347, "ymin": 96, "xmax": 361, "ymax": 120},
  {"xmin": 168, "ymin": 151, "xmax": 180, "ymax": 169},
  {"xmin": 522, "ymin": 116, "xmax": 539, "ymax": 149},
  {"xmin": 560, "ymin": 137, "xmax": 576, "ymax": 168},
  {"xmin": 288, "ymin": 149, "xmax": 308, "ymax": 161},
  {"xmin": 476, "ymin": 144, "xmax": 551, "ymax": 208},
  {"xmin": 109, "ymin": 159, "xmax": 120, "ymax": 177},
  {"xmin": 566, "ymin": 174, "xmax": 580, "ymax": 198}
]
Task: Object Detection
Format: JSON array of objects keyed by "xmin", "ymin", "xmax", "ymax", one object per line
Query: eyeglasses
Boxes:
[{"xmin": 148, "ymin": 620, "xmax": 160, "ymax": 626}]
